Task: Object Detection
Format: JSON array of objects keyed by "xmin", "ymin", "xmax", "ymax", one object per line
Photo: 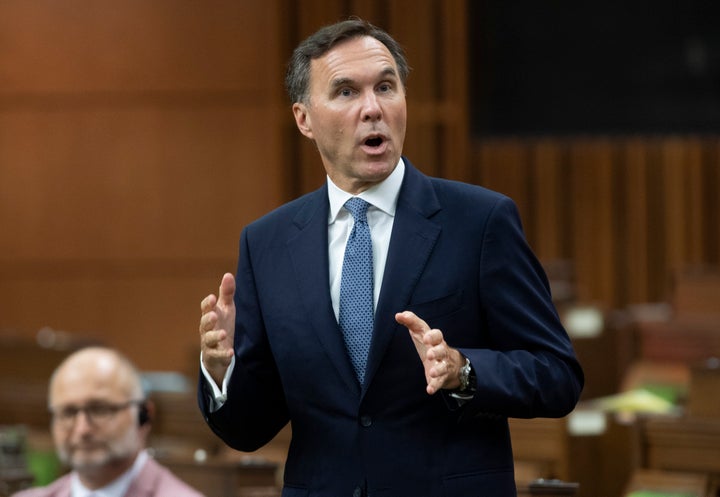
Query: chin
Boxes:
[
  {"xmin": 364, "ymin": 156, "xmax": 397, "ymax": 174},
  {"xmin": 70, "ymin": 452, "xmax": 113, "ymax": 471}
]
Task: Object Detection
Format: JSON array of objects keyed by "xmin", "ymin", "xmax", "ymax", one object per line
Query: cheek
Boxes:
[
  {"xmin": 392, "ymin": 106, "xmax": 407, "ymax": 128},
  {"xmin": 51, "ymin": 427, "xmax": 64, "ymax": 445}
]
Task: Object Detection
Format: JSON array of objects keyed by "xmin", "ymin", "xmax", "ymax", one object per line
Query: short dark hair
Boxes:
[{"xmin": 285, "ymin": 18, "xmax": 410, "ymax": 104}]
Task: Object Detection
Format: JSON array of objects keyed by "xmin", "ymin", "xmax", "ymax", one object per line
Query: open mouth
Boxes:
[{"xmin": 364, "ymin": 137, "xmax": 384, "ymax": 147}]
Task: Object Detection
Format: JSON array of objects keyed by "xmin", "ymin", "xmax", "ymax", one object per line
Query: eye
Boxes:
[
  {"xmin": 58, "ymin": 407, "xmax": 79, "ymax": 421},
  {"xmin": 339, "ymin": 88, "xmax": 354, "ymax": 97},
  {"xmin": 377, "ymin": 83, "xmax": 392, "ymax": 93},
  {"xmin": 87, "ymin": 404, "xmax": 115, "ymax": 418}
]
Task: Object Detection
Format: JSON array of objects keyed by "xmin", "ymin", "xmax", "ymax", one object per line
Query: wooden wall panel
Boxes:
[
  {"xmin": 0, "ymin": 1, "xmax": 285, "ymax": 372},
  {"xmin": 567, "ymin": 140, "xmax": 616, "ymax": 305},
  {"xmin": 475, "ymin": 139, "xmax": 530, "ymax": 220},
  {"xmin": 472, "ymin": 136, "xmax": 720, "ymax": 309},
  {"xmin": 0, "ymin": 274, "xmax": 220, "ymax": 377},
  {"xmin": 0, "ymin": 107, "xmax": 281, "ymax": 259},
  {"xmin": 0, "ymin": 1, "xmax": 272, "ymax": 93},
  {"xmin": 529, "ymin": 140, "xmax": 566, "ymax": 259},
  {"xmin": 620, "ymin": 140, "xmax": 650, "ymax": 305}
]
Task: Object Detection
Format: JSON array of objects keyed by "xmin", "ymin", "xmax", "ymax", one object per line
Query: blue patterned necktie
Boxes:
[{"xmin": 339, "ymin": 197, "xmax": 374, "ymax": 383}]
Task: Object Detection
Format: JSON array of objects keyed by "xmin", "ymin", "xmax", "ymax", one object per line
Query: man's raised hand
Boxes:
[
  {"xmin": 199, "ymin": 272, "xmax": 236, "ymax": 387},
  {"xmin": 395, "ymin": 311, "xmax": 463, "ymax": 394}
]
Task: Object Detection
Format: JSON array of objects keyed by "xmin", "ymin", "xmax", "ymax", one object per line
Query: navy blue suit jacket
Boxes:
[{"xmin": 199, "ymin": 158, "xmax": 583, "ymax": 497}]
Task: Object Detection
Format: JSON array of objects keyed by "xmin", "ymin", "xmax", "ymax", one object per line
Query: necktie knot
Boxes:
[{"xmin": 344, "ymin": 197, "xmax": 369, "ymax": 223}]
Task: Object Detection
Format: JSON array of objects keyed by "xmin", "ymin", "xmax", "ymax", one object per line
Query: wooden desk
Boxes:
[
  {"xmin": 687, "ymin": 359, "xmax": 720, "ymax": 418},
  {"xmin": 510, "ymin": 417, "xmax": 570, "ymax": 480},
  {"xmin": 511, "ymin": 410, "xmax": 645, "ymax": 497},
  {"xmin": 635, "ymin": 316, "xmax": 720, "ymax": 364},
  {"xmin": 642, "ymin": 416, "xmax": 720, "ymax": 474},
  {"xmin": 623, "ymin": 468, "xmax": 709, "ymax": 497},
  {"xmin": 518, "ymin": 479, "xmax": 579, "ymax": 497},
  {"xmin": 670, "ymin": 267, "xmax": 720, "ymax": 316}
]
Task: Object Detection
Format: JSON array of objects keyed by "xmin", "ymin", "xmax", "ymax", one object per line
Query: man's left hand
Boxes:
[{"xmin": 395, "ymin": 311, "xmax": 463, "ymax": 395}]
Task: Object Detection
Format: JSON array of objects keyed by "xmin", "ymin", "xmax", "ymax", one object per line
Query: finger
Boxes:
[
  {"xmin": 423, "ymin": 329, "xmax": 444, "ymax": 347},
  {"xmin": 201, "ymin": 329, "xmax": 225, "ymax": 348},
  {"xmin": 395, "ymin": 311, "xmax": 430, "ymax": 335},
  {"xmin": 200, "ymin": 294, "xmax": 218, "ymax": 314},
  {"xmin": 425, "ymin": 343, "xmax": 444, "ymax": 362},
  {"xmin": 218, "ymin": 273, "xmax": 236, "ymax": 306},
  {"xmin": 199, "ymin": 312, "xmax": 218, "ymax": 334},
  {"xmin": 429, "ymin": 357, "xmax": 448, "ymax": 377},
  {"xmin": 426, "ymin": 378, "xmax": 442, "ymax": 396}
]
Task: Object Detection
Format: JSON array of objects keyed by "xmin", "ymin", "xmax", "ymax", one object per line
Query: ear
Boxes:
[{"xmin": 292, "ymin": 102, "xmax": 314, "ymax": 140}]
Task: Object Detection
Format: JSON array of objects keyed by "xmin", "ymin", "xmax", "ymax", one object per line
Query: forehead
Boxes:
[
  {"xmin": 51, "ymin": 354, "xmax": 132, "ymax": 404},
  {"xmin": 310, "ymin": 36, "xmax": 398, "ymax": 87}
]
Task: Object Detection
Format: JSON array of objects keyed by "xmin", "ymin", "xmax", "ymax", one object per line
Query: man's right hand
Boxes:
[{"xmin": 199, "ymin": 272, "xmax": 236, "ymax": 387}]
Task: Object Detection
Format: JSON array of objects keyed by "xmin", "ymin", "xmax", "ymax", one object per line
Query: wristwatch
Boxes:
[{"xmin": 458, "ymin": 356, "xmax": 472, "ymax": 392}]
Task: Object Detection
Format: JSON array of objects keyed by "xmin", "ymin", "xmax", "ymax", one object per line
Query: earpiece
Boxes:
[{"xmin": 138, "ymin": 402, "xmax": 150, "ymax": 426}]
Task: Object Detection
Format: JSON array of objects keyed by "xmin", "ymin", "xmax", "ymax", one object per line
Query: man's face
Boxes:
[
  {"xmin": 292, "ymin": 36, "xmax": 407, "ymax": 194},
  {"xmin": 50, "ymin": 357, "xmax": 142, "ymax": 475}
]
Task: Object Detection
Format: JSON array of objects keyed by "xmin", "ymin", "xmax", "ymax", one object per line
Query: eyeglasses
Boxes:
[{"xmin": 49, "ymin": 400, "xmax": 143, "ymax": 428}]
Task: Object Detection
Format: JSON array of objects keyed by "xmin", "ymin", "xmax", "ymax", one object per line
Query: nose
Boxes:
[
  {"xmin": 361, "ymin": 91, "xmax": 382, "ymax": 122},
  {"xmin": 71, "ymin": 410, "xmax": 95, "ymax": 433}
]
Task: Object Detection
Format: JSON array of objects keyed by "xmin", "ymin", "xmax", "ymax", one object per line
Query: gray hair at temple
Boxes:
[{"xmin": 285, "ymin": 17, "xmax": 411, "ymax": 105}]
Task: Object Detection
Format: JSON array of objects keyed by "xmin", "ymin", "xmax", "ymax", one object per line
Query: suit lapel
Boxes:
[
  {"xmin": 287, "ymin": 186, "xmax": 360, "ymax": 394},
  {"xmin": 363, "ymin": 161, "xmax": 441, "ymax": 393}
]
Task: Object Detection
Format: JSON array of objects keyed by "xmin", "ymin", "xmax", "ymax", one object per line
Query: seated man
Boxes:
[{"xmin": 13, "ymin": 346, "xmax": 205, "ymax": 497}]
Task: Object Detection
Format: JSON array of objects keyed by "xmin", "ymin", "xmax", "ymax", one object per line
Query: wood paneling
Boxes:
[
  {"xmin": 0, "ymin": 107, "xmax": 282, "ymax": 260},
  {"xmin": 473, "ymin": 136, "xmax": 720, "ymax": 309},
  {"xmin": 0, "ymin": 1, "xmax": 285, "ymax": 372},
  {"xmin": 0, "ymin": 1, "xmax": 275, "ymax": 94}
]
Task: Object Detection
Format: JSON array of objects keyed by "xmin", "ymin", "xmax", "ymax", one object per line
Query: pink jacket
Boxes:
[{"xmin": 11, "ymin": 457, "xmax": 206, "ymax": 497}]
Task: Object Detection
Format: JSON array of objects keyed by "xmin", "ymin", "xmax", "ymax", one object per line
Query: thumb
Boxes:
[{"xmin": 218, "ymin": 272, "xmax": 236, "ymax": 306}]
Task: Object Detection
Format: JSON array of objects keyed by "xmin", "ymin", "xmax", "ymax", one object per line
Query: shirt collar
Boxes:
[{"xmin": 327, "ymin": 158, "xmax": 405, "ymax": 223}]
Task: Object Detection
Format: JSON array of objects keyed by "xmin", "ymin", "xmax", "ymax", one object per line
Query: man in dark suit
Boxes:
[{"xmin": 198, "ymin": 18, "xmax": 583, "ymax": 497}]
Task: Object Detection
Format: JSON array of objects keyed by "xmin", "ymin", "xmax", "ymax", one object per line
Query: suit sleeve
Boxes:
[
  {"xmin": 460, "ymin": 196, "xmax": 584, "ymax": 419},
  {"xmin": 199, "ymin": 227, "xmax": 290, "ymax": 452}
]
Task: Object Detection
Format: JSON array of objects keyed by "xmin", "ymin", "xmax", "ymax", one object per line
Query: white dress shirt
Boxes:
[
  {"xmin": 202, "ymin": 159, "xmax": 405, "ymax": 405},
  {"xmin": 326, "ymin": 159, "xmax": 404, "ymax": 318}
]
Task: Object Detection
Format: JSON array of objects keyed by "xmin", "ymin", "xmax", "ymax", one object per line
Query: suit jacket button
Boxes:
[{"xmin": 359, "ymin": 415, "xmax": 372, "ymax": 427}]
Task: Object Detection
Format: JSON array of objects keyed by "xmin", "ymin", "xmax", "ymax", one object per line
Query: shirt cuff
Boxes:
[{"xmin": 200, "ymin": 353, "xmax": 235, "ymax": 412}]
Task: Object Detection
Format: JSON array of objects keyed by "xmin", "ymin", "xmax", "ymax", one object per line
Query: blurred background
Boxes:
[{"xmin": 1, "ymin": 1, "xmax": 719, "ymax": 497}]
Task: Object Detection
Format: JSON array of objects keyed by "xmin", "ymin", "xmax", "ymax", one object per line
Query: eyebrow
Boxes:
[{"xmin": 329, "ymin": 66, "xmax": 399, "ymax": 92}]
